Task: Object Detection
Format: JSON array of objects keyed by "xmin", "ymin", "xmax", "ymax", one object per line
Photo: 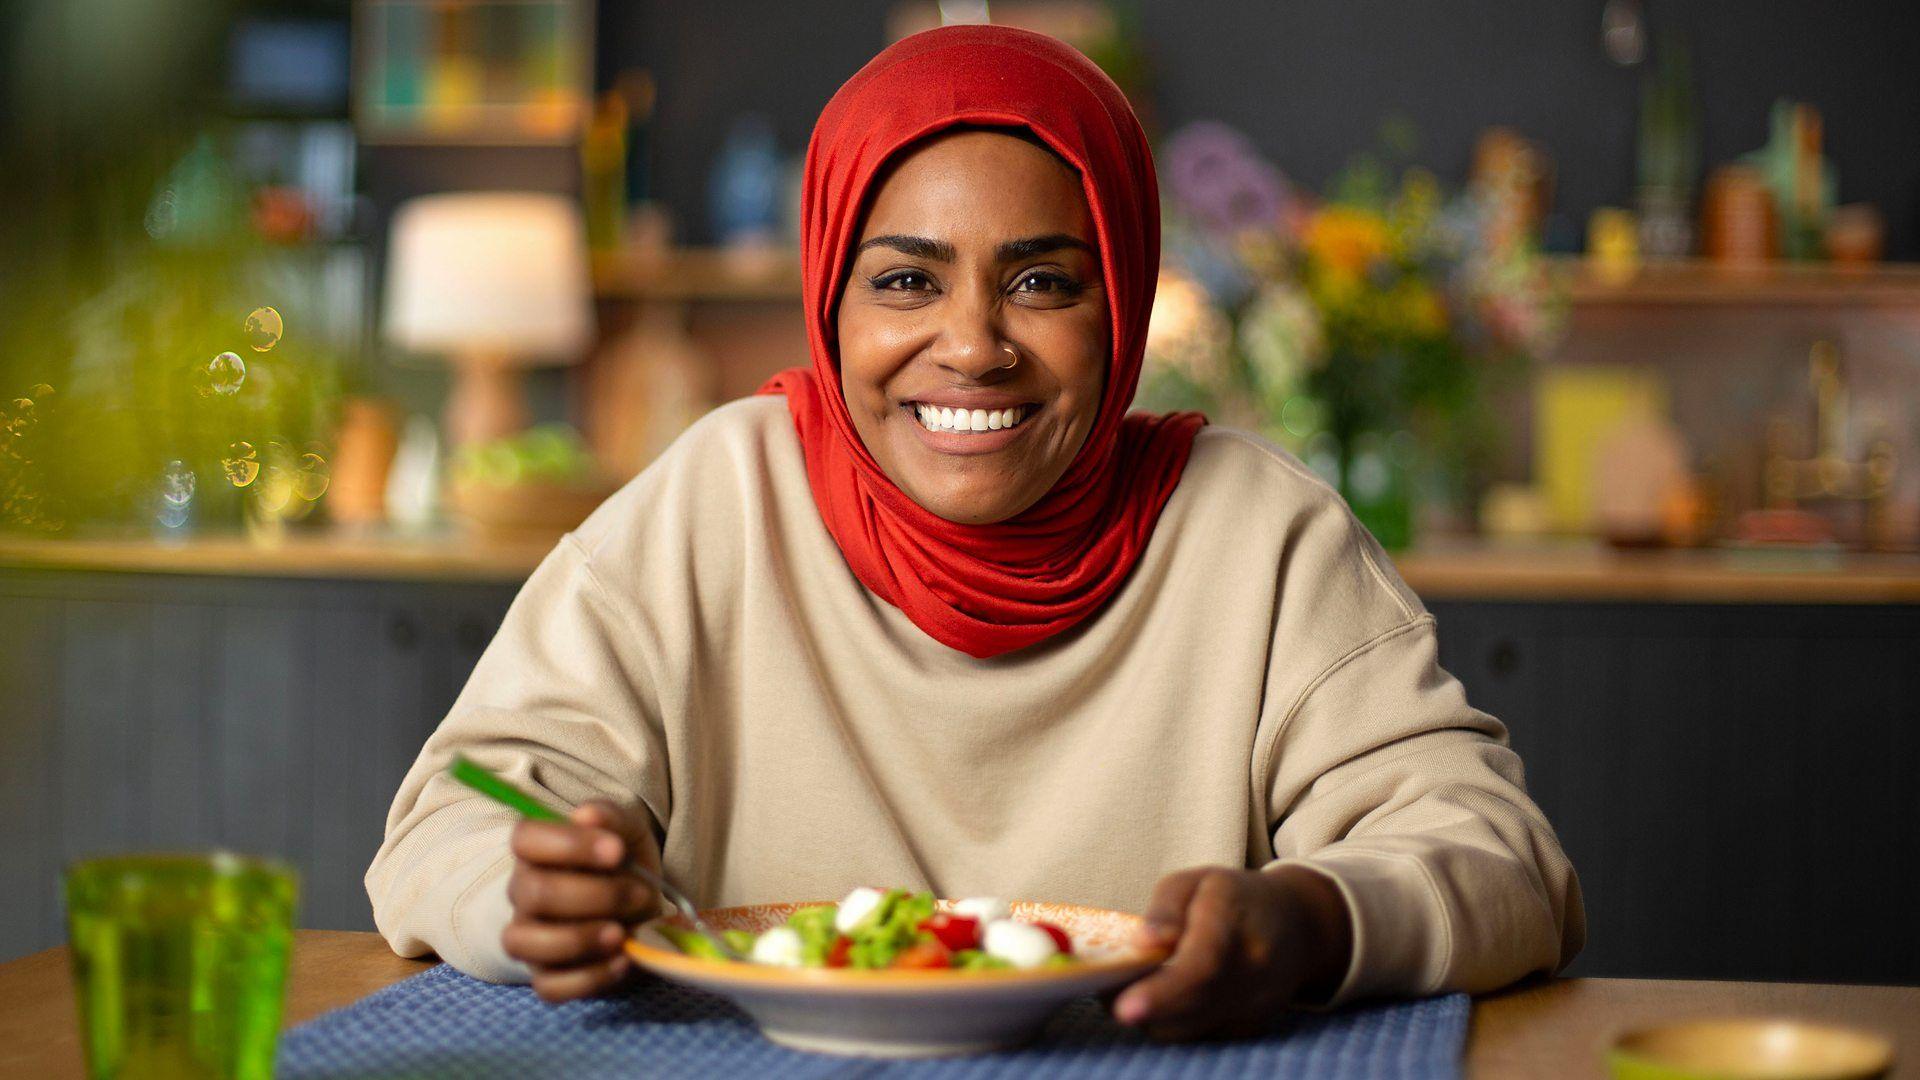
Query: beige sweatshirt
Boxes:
[{"xmin": 367, "ymin": 395, "xmax": 1584, "ymax": 1005}]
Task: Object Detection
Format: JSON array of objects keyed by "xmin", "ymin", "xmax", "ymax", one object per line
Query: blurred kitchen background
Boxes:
[{"xmin": 3, "ymin": 0, "xmax": 1917, "ymax": 987}]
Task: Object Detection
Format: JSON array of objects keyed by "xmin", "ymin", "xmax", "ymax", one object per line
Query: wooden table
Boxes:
[
  {"xmin": 3, "ymin": 932, "xmax": 1914, "ymax": 1078},
  {"xmin": 8, "ymin": 532, "xmax": 1920, "ymax": 604}
]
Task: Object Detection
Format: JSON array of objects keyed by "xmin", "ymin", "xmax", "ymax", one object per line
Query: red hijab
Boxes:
[{"xmin": 759, "ymin": 25, "xmax": 1206, "ymax": 659}]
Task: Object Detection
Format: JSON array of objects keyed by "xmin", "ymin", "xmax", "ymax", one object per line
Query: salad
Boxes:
[{"xmin": 658, "ymin": 888, "xmax": 1078, "ymax": 971}]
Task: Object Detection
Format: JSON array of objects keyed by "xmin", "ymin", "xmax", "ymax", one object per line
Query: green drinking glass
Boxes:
[{"xmin": 65, "ymin": 852, "xmax": 298, "ymax": 1080}]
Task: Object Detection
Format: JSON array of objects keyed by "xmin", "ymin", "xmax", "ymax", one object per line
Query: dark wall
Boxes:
[
  {"xmin": 588, "ymin": 0, "xmax": 1920, "ymax": 256},
  {"xmin": 1145, "ymin": 0, "xmax": 1920, "ymax": 255}
]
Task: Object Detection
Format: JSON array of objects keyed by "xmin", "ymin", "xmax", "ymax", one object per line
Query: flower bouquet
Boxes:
[{"xmin": 1136, "ymin": 121, "xmax": 1561, "ymax": 548}]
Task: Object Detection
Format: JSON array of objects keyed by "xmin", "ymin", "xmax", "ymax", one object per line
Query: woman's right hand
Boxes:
[{"xmin": 503, "ymin": 799, "xmax": 661, "ymax": 1001}]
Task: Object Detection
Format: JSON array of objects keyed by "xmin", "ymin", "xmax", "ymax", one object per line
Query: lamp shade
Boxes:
[{"xmin": 383, "ymin": 191, "xmax": 593, "ymax": 364}]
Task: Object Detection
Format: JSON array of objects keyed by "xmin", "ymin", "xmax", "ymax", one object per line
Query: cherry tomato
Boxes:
[
  {"xmin": 893, "ymin": 940, "xmax": 952, "ymax": 969},
  {"xmin": 1034, "ymin": 922, "xmax": 1073, "ymax": 954},
  {"xmin": 826, "ymin": 935, "xmax": 853, "ymax": 968},
  {"xmin": 917, "ymin": 913, "xmax": 981, "ymax": 952}
]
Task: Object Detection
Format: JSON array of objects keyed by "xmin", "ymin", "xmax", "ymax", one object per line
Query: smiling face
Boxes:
[{"xmin": 835, "ymin": 129, "xmax": 1109, "ymax": 525}]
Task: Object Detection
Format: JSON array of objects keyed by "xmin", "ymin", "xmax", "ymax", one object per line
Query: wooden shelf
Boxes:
[
  {"xmin": 0, "ymin": 532, "xmax": 555, "ymax": 583},
  {"xmin": 1395, "ymin": 539, "xmax": 1920, "ymax": 604},
  {"xmin": 1556, "ymin": 257, "xmax": 1920, "ymax": 308},
  {"xmin": 593, "ymin": 247, "xmax": 802, "ymax": 303},
  {"xmin": 7, "ymin": 533, "xmax": 1920, "ymax": 602}
]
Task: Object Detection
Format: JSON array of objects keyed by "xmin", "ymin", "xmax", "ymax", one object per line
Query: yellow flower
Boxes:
[
  {"xmin": 1304, "ymin": 263, "xmax": 1368, "ymax": 318},
  {"xmin": 1305, "ymin": 207, "xmax": 1392, "ymax": 280},
  {"xmin": 1400, "ymin": 282, "xmax": 1448, "ymax": 336}
]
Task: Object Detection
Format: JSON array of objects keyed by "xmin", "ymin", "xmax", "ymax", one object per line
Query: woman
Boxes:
[{"xmin": 368, "ymin": 25, "xmax": 1583, "ymax": 1038}]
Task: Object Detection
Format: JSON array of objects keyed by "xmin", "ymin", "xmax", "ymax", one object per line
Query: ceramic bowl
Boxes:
[
  {"xmin": 448, "ymin": 478, "xmax": 616, "ymax": 539},
  {"xmin": 625, "ymin": 900, "xmax": 1168, "ymax": 1058},
  {"xmin": 1608, "ymin": 1017, "xmax": 1894, "ymax": 1080}
]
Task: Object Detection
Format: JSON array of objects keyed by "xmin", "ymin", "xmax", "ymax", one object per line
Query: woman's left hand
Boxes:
[{"xmin": 1112, "ymin": 864, "xmax": 1354, "ymax": 1040}]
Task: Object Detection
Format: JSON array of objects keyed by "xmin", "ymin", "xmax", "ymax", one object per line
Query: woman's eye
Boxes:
[
  {"xmin": 1015, "ymin": 271, "xmax": 1074, "ymax": 294},
  {"xmin": 873, "ymin": 271, "xmax": 931, "ymax": 291}
]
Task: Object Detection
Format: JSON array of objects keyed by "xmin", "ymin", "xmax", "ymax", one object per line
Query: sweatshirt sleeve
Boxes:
[
  {"xmin": 1259, "ymin": 605, "xmax": 1586, "ymax": 1006},
  {"xmin": 365, "ymin": 533, "xmax": 671, "ymax": 983}
]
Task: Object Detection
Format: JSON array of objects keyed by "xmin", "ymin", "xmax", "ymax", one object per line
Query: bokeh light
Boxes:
[
  {"xmin": 251, "ymin": 440, "xmax": 297, "ymax": 516},
  {"xmin": 156, "ymin": 459, "xmax": 196, "ymax": 529},
  {"xmin": 159, "ymin": 460, "xmax": 196, "ymax": 506},
  {"xmin": 207, "ymin": 351, "xmax": 246, "ymax": 396},
  {"xmin": 243, "ymin": 307, "xmax": 283, "ymax": 352},
  {"xmin": 253, "ymin": 466, "xmax": 294, "ymax": 515},
  {"xmin": 293, "ymin": 451, "xmax": 331, "ymax": 501},
  {"xmin": 1280, "ymin": 395, "xmax": 1323, "ymax": 440},
  {"xmin": 1145, "ymin": 270, "xmax": 1232, "ymax": 382},
  {"xmin": 223, "ymin": 441, "xmax": 259, "ymax": 487},
  {"xmin": 143, "ymin": 189, "xmax": 177, "ymax": 240}
]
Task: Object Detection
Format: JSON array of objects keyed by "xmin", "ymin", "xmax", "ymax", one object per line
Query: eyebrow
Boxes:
[{"xmin": 853, "ymin": 233, "xmax": 1095, "ymax": 263}]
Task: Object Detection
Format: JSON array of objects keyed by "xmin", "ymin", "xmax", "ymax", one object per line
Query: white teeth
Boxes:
[{"xmin": 914, "ymin": 404, "xmax": 1029, "ymax": 434}]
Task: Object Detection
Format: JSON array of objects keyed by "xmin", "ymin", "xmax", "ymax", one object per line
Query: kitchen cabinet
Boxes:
[
  {"xmin": 3, "ymin": 563, "xmax": 1916, "ymax": 987},
  {"xmin": 1431, "ymin": 600, "xmax": 1920, "ymax": 984},
  {"xmin": 0, "ymin": 568, "xmax": 517, "ymax": 961}
]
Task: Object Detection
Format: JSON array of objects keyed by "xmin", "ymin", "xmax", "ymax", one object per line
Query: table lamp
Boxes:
[{"xmin": 383, "ymin": 191, "xmax": 594, "ymax": 447}]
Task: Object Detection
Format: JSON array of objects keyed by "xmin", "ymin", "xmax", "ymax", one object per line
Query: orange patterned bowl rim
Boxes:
[{"xmin": 626, "ymin": 900, "xmax": 1169, "ymax": 990}]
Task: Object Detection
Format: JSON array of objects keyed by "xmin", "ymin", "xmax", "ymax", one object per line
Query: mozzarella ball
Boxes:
[
  {"xmin": 982, "ymin": 919, "xmax": 1059, "ymax": 969},
  {"xmin": 835, "ymin": 886, "xmax": 886, "ymax": 933},
  {"xmin": 749, "ymin": 926, "xmax": 804, "ymax": 967}
]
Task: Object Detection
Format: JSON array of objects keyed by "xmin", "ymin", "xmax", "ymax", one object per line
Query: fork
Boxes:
[{"xmin": 447, "ymin": 755, "xmax": 747, "ymax": 962}]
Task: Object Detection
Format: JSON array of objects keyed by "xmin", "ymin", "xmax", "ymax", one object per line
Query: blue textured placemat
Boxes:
[{"xmin": 278, "ymin": 964, "xmax": 1468, "ymax": 1079}]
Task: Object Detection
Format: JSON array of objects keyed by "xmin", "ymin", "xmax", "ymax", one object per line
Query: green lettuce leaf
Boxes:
[
  {"xmin": 658, "ymin": 924, "xmax": 725, "ymax": 960},
  {"xmin": 786, "ymin": 904, "xmax": 841, "ymax": 965},
  {"xmin": 951, "ymin": 949, "xmax": 1013, "ymax": 971},
  {"xmin": 846, "ymin": 889, "xmax": 938, "ymax": 969}
]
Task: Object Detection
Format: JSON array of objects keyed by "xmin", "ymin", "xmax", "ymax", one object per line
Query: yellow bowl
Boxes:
[{"xmin": 1608, "ymin": 1018, "xmax": 1894, "ymax": 1080}]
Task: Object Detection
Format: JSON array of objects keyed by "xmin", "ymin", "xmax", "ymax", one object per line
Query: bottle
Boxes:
[
  {"xmin": 709, "ymin": 114, "xmax": 782, "ymax": 249},
  {"xmin": 385, "ymin": 414, "xmax": 442, "ymax": 533},
  {"xmin": 1786, "ymin": 104, "xmax": 1827, "ymax": 260},
  {"xmin": 580, "ymin": 90, "xmax": 627, "ymax": 254}
]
